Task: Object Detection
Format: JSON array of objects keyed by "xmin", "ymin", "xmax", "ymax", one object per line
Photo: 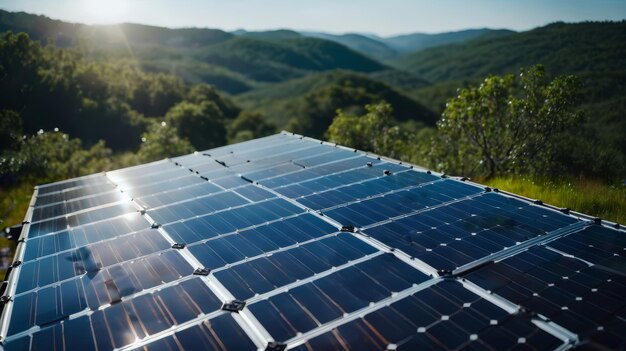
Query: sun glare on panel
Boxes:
[{"xmin": 82, "ymin": 0, "xmax": 130, "ymax": 23}]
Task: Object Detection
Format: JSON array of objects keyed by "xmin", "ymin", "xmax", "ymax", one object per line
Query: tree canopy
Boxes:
[{"xmin": 432, "ymin": 65, "xmax": 585, "ymax": 178}]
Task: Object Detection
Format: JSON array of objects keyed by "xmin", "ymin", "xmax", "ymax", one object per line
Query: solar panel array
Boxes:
[{"xmin": 1, "ymin": 132, "xmax": 624, "ymax": 351}]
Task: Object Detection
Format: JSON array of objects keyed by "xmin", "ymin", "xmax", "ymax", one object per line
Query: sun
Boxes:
[{"xmin": 82, "ymin": 0, "xmax": 130, "ymax": 23}]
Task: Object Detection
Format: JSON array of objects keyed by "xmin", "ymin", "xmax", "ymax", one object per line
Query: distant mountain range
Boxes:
[
  {"xmin": 1, "ymin": 9, "xmax": 624, "ymax": 154},
  {"xmin": 235, "ymin": 28, "xmax": 515, "ymax": 61}
]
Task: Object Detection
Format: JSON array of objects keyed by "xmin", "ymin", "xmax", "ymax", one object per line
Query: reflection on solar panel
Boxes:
[{"xmin": 1, "ymin": 132, "xmax": 624, "ymax": 351}]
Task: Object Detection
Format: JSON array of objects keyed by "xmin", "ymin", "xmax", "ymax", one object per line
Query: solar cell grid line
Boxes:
[
  {"xmin": 137, "ymin": 159, "xmax": 417, "ymax": 219},
  {"xmin": 214, "ymin": 238, "xmax": 386, "ymax": 304},
  {"xmin": 142, "ymin": 203, "xmax": 275, "ymax": 345},
  {"xmin": 110, "ymin": 168, "xmax": 195, "ymax": 193},
  {"xmin": 244, "ymin": 254, "xmax": 433, "ymax": 342},
  {"xmin": 33, "ymin": 182, "xmax": 118, "ymax": 207},
  {"xmin": 291, "ymin": 169, "xmax": 443, "ymax": 211},
  {"xmin": 197, "ymin": 133, "xmax": 296, "ymax": 157},
  {"xmin": 31, "ymin": 187, "xmax": 121, "ymax": 210},
  {"xmin": 241, "ymin": 152, "xmax": 372, "ymax": 188},
  {"xmin": 176, "ymin": 136, "xmax": 320, "ymax": 171},
  {"xmin": 30, "ymin": 191, "xmax": 128, "ymax": 222},
  {"xmin": 27, "ymin": 198, "xmax": 132, "ymax": 226},
  {"xmin": 461, "ymin": 224, "xmax": 626, "ymax": 350},
  {"xmin": 4, "ymin": 277, "xmax": 233, "ymax": 351},
  {"xmin": 287, "ymin": 279, "xmax": 568, "ymax": 351},
  {"xmin": 35, "ymin": 173, "xmax": 112, "ymax": 196},
  {"xmin": 23, "ymin": 207, "xmax": 147, "ymax": 243},
  {"xmin": 358, "ymin": 191, "xmax": 584, "ymax": 274},
  {"xmin": 319, "ymin": 178, "xmax": 485, "ymax": 230},
  {"xmin": 266, "ymin": 159, "xmax": 413, "ymax": 200},
  {"xmin": 239, "ymin": 166, "xmax": 445, "ymax": 278},
  {"xmin": 182, "ymin": 140, "xmax": 356, "ymax": 183}
]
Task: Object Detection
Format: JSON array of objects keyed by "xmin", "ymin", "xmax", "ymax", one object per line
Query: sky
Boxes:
[{"xmin": 0, "ymin": 0, "xmax": 625, "ymax": 37}]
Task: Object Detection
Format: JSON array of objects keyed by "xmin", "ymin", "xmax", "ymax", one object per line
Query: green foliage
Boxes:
[
  {"xmin": 186, "ymin": 83, "xmax": 241, "ymax": 119},
  {"xmin": 0, "ymin": 129, "xmax": 114, "ymax": 183},
  {"xmin": 0, "ymin": 31, "xmax": 242, "ymax": 153},
  {"xmin": 228, "ymin": 112, "xmax": 276, "ymax": 143},
  {"xmin": 326, "ymin": 101, "xmax": 433, "ymax": 164},
  {"xmin": 237, "ymin": 70, "xmax": 436, "ymax": 137},
  {"xmin": 165, "ymin": 101, "xmax": 226, "ymax": 150},
  {"xmin": 0, "ymin": 110, "xmax": 22, "ymax": 151},
  {"xmin": 432, "ymin": 65, "xmax": 585, "ymax": 178},
  {"xmin": 395, "ymin": 21, "xmax": 626, "ymax": 157},
  {"xmin": 136, "ymin": 121, "xmax": 194, "ymax": 162}
]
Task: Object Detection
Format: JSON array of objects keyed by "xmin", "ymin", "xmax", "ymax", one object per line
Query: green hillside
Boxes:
[
  {"xmin": 302, "ymin": 32, "xmax": 398, "ymax": 60},
  {"xmin": 197, "ymin": 37, "xmax": 387, "ymax": 82},
  {"xmin": 386, "ymin": 28, "xmax": 514, "ymax": 53},
  {"xmin": 235, "ymin": 70, "xmax": 437, "ymax": 136},
  {"xmin": 397, "ymin": 21, "xmax": 626, "ymax": 155},
  {"xmin": 0, "ymin": 10, "xmax": 386, "ymax": 91}
]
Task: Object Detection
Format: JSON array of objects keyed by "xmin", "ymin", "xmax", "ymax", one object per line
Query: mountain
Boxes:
[
  {"xmin": 0, "ymin": 10, "xmax": 386, "ymax": 91},
  {"xmin": 234, "ymin": 70, "xmax": 437, "ymax": 138},
  {"xmin": 301, "ymin": 32, "xmax": 398, "ymax": 60},
  {"xmin": 196, "ymin": 36, "xmax": 387, "ymax": 83},
  {"xmin": 385, "ymin": 28, "xmax": 515, "ymax": 53},
  {"xmin": 298, "ymin": 29, "xmax": 515, "ymax": 61},
  {"xmin": 0, "ymin": 10, "xmax": 233, "ymax": 48},
  {"xmin": 397, "ymin": 21, "xmax": 626, "ymax": 154},
  {"xmin": 236, "ymin": 29, "xmax": 302, "ymax": 41}
]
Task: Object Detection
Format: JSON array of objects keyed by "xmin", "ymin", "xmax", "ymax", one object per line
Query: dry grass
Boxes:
[{"xmin": 483, "ymin": 177, "xmax": 626, "ymax": 224}]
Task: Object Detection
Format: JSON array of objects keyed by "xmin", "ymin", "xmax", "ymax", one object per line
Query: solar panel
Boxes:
[{"xmin": 1, "ymin": 132, "xmax": 624, "ymax": 350}]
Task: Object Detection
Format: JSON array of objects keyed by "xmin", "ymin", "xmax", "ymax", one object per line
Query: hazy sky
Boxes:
[{"xmin": 1, "ymin": 0, "xmax": 625, "ymax": 36}]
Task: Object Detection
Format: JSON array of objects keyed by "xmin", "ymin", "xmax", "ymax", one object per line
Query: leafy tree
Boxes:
[
  {"xmin": 228, "ymin": 111, "xmax": 276, "ymax": 143},
  {"xmin": 0, "ymin": 110, "xmax": 22, "ymax": 151},
  {"xmin": 432, "ymin": 65, "xmax": 585, "ymax": 178},
  {"xmin": 326, "ymin": 101, "xmax": 429, "ymax": 163},
  {"xmin": 187, "ymin": 83, "xmax": 241, "ymax": 119},
  {"xmin": 136, "ymin": 121, "xmax": 194, "ymax": 162},
  {"xmin": 0, "ymin": 129, "xmax": 115, "ymax": 183},
  {"xmin": 165, "ymin": 101, "xmax": 226, "ymax": 150}
]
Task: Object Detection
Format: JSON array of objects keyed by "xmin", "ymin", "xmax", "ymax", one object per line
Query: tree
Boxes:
[
  {"xmin": 228, "ymin": 111, "xmax": 276, "ymax": 143},
  {"xmin": 165, "ymin": 101, "xmax": 226, "ymax": 150},
  {"xmin": 0, "ymin": 128, "xmax": 115, "ymax": 184},
  {"xmin": 432, "ymin": 65, "xmax": 584, "ymax": 178},
  {"xmin": 326, "ymin": 101, "xmax": 424, "ymax": 162},
  {"xmin": 136, "ymin": 121, "xmax": 194, "ymax": 162}
]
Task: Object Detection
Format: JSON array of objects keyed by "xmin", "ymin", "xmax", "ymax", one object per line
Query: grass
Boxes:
[
  {"xmin": 483, "ymin": 177, "xmax": 626, "ymax": 224},
  {"xmin": 0, "ymin": 182, "xmax": 34, "ymax": 277}
]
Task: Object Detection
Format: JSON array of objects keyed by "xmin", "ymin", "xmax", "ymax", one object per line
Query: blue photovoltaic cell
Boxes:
[
  {"xmin": 147, "ymin": 191, "xmax": 250, "ymax": 224},
  {"xmin": 31, "ymin": 191, "xmax": 126, "ymax": 222},
  {"xmin": 7, "ymin": 278, "xmax": 223, "ymax": 351},
  {"xmin": 9, "ymin": 249, "xmax": 193, "ymax": 335},
  {"xmin": 214, "ymin": 233, "xmax": 378, "ymax": 300},
  {"xmin": 186, "ymin": 213, "xmax": 338, "ymax": 269},
  {"xmin": 290, "ymin": 280, "xmax": 563, "ymax": 351},
  {"xmin": 324, "ymin": 179, "xmax": 482, "ymax": 228},
  {"xmin": 24, "ymin": 212, "xmax": 148, "ymax": 259},
  {"xmin": 464, "ymin": 225, "xmax": 626, "ymax": 349},
  {"xmin": 137, "ymin": 315, "xmax": 257, "ymax": 351},
  {"xmin": 248, "ymin": 254, "xmax": 430, "ymax": 342},
  {"xmin": 27, "ymin": 203, "xmax": 138, "ymax": 238},
  {"xmin": 363, "ymin": 192, "xmax": 580, "ymax": 271},
  {"xmin": 4, "ymin": 132, "xmax": 622, "ymax": 351},
  {"xmin": 135, "ymin": 181, "xmax": 222, "ymax": 208},
  {"xmin": 34, "ymin": 182, "xmax": 117, "ymax": 207},
  {"xmin": 161, "ymin": 198, "xmax": 303, "ymax": 245}
]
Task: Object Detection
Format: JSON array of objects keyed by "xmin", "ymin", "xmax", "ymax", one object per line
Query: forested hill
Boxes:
[
  {"xmin": 395, "ymin": 21, "xmax": 626, "ymax": 81},
  {"xmin": 398, "ymin": 21, "xmax": 626, "ymax": 155},
  {"xmin": 0, "ymin": 9, "xmax": 387, "ymax": 92},
  {"xmin": 1, "ymin": 9, "xmax": 625, "ymax": 164}
]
